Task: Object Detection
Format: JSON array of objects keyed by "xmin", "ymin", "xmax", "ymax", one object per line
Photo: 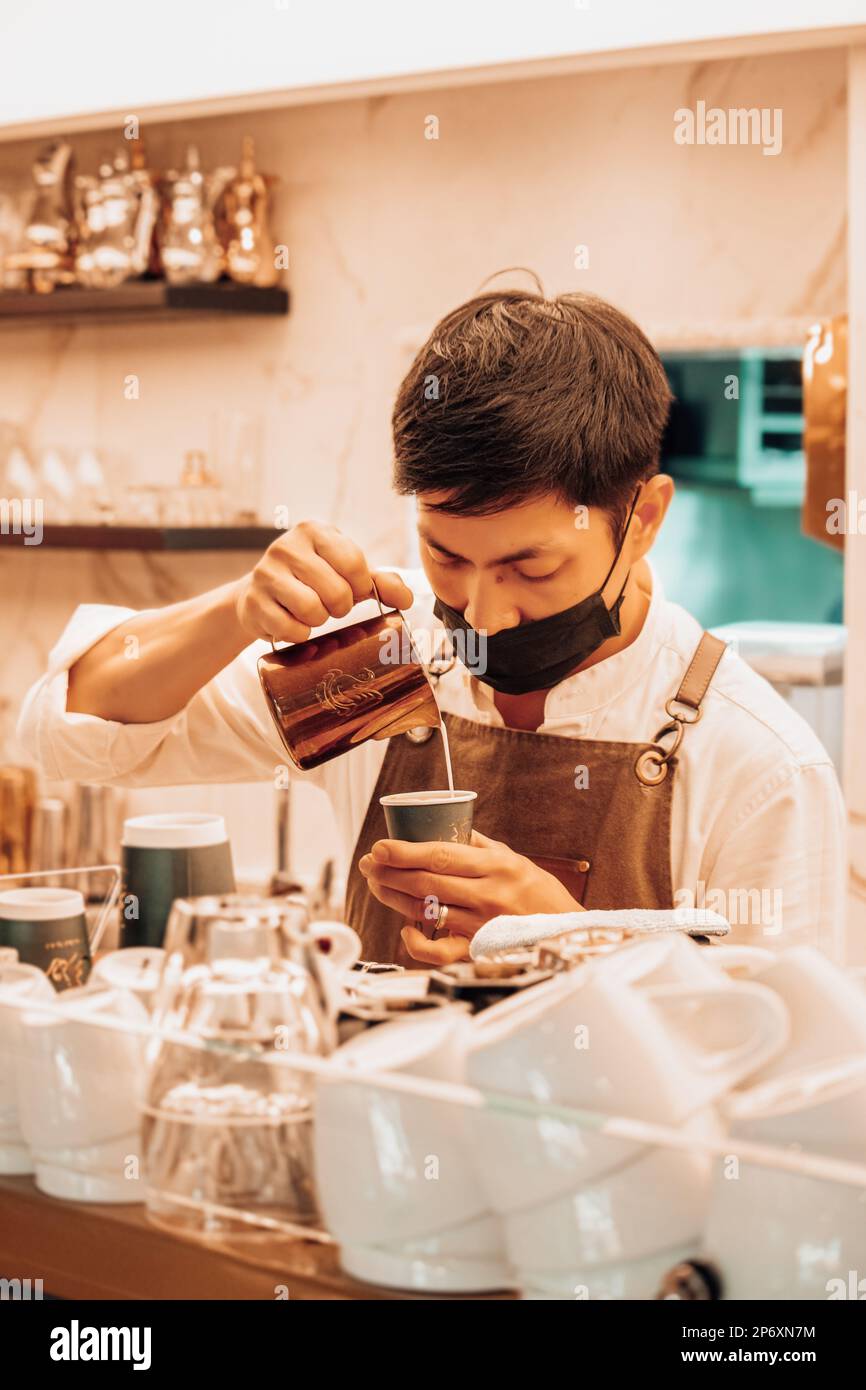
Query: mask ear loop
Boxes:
[{"xmin": 598, "ymin": 488, "xmax": 641, "ymax": 612}]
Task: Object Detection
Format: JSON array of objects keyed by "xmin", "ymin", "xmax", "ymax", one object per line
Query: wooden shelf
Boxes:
[
  {"xmin": 0, "ymin": 280, "xmax": 289, "ymax": 323},
  {"xmin": 0, "ymin": 1175, "xmax": 511, "ymax": 1300},
  {"xmin": 0, "ymin": 525, "xmax": 282, "ymax": 551}
]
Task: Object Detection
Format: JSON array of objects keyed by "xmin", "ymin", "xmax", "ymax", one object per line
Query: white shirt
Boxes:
[{"xmin": 17, "ymin": 567, "xmax": 846, "ymax": 958}]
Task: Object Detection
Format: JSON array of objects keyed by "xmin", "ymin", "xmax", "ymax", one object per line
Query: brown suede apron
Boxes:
[{"xmin": 344, "ymin": 633, "xmax": 726, "ymax": 965}]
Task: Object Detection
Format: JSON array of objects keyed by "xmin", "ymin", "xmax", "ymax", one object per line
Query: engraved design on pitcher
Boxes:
[{"xmin": 315, "ymin": 668, "xmax": 385, "ymax": 716}]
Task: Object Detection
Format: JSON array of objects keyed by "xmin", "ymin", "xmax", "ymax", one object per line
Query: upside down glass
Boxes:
[{"xmin": 142, "ymin": 895, "xmax": 358, "ymax": 1236}]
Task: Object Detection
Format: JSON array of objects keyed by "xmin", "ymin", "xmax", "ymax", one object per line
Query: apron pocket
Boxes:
[{"xmin": 526, "ymin": 854, "xmax": 591, "ymax": 906}]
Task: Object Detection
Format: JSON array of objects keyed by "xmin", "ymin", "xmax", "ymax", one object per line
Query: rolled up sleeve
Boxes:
[{"xmin": 16, "ymin": 604, "xmax": 297, "ymax": 788}]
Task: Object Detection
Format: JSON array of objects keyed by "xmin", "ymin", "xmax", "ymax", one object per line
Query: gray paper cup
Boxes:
[
  {"xmin": 121, "ymin": 813, "xmax": 235, "ymax": 949},
  {"xmin": 380, "ymin": 791, "xmax": 477, "ymax": 845},
  {"xmin": 0, "ymin": 887, "xmax": 91, "ymax": 991}
]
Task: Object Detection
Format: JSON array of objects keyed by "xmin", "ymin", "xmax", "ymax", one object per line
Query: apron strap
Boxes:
[
  {"xmin": 669, "ymin": 631, "xmax": 728, "ymax": 716},
  {"xmin": 636, "ymin": 631, "xmax": 727, "ymax": 786}
]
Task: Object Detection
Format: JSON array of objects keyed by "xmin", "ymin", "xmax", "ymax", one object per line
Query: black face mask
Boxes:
[{"xmin": 432, "ymin": 494, "xmax": 639, "ymax": 697}]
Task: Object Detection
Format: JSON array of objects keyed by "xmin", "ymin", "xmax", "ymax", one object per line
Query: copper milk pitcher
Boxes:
[{"xmin": 257, "ymin": 586, "xmax": 441, "ymax": 771}]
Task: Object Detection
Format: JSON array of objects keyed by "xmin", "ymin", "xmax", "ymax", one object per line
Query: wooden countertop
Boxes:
[{"xmin": 0, "ymin": 1175, "xmax": 512, "ymax": 1300}]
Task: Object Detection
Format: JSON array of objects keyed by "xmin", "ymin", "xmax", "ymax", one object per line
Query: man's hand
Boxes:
[
  {"xmin": 358, "ymin": 830, "xmax": 582, "ymax": 965},
  {"xmin": 235, "ymin": 521, "xmax": 414, "ymax": 644}
]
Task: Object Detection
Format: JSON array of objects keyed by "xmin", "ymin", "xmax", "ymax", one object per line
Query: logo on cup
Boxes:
[{"xmin": 45, "ymin": 954, "xmax": 89, "ymax": 990}]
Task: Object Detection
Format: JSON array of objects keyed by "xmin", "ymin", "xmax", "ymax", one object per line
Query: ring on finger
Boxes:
[{"xmin": 433, "ymin": 902, "xmax": 449, "ymax": 937}]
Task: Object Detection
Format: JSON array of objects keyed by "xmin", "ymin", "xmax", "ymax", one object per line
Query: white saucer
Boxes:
[{"xmin": 518, "ymin": 1242, "xmax": 701, "ymax": 1301}]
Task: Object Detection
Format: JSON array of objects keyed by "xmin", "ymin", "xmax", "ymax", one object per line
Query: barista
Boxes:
[{"xmin": 18, "ymin": 290, "xmax": 845, "ymax": 967}]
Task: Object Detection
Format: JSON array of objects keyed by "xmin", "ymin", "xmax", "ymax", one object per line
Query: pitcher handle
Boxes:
[{"xmin": 644, "ymin": 979, "xmax": 790, "ymax": 1086}]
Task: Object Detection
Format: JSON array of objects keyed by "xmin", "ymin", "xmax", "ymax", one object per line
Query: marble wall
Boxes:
[{"xmin": 0, "ymin": 45, "xmax": 849, "ymax": 885}]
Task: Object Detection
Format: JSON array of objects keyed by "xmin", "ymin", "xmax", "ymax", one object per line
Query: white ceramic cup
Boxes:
[
  {"xmin": 15, "ymin": 984, "xmax": 150, "ymax": 1201},
  {"xmin": 314, "ymin": 1005, "xmax": 509, "ymax": 1289},
  {"xmin": 598, "ymin": 935, "xmax": 774, "ymax": 991},
  {"xmin": 91, "ymin": 947, "xmax": 166, "ymax": 1012},
  {"xmin": 743, "ymin": 946, "xmax": 866, "ymax": 1083},
  {"xmin": 339, "ymin": 1211, "xmax": 508, "ymax": 1294},
  {"xmin": 502, "ymin": 1109, "xmax": 719, "ymax": 1275},
  {"xmin": 725, "ymin": 1055, "xmax": 866, "ymax": 1163},
  {"xmin": 465, "ymin": 950, "xmax": 788, "ymax": 1214},
  {"xmin": 701, "ymin": 1154, "xmax": 866, "ymax": 1300},
  {"xmin": 0, "ymin": 962, "xmax": 55, "ymax": 1173}
]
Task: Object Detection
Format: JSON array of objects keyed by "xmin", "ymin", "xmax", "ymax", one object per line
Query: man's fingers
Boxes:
[
  {"xmin": 370, "ymin": 569, "xmax": 414, "ymax": 611},
  {"xmin": 264, "ymin": 573, "xmax": 331, "ymax": 629},
  {"xmin": 369, "ymin": 838, "xmax": 488, "ymax": 876},
  {"xmin": 400, "ymin": 925, "xmax": 472, "ymax": 966},
  {"xmin": 281, "ymin": 548, "xmax": 357, "ymax": 619},
  {"xmin": 363, "ymin": 877, "xmax": 477, "ymax": 933},
  {"xmin": 304, "ymin": 526, "xmax": 373, "ymax": 603},
  {"xmin": 246, "ymin": 594, "xmax": 312, "ymax": 645},
  {"xmin": 363, "ymin": 864, "xmax": 483, "ymax": 911}
]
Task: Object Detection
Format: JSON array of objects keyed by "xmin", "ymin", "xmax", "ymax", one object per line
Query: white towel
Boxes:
[{"xmin": 470, "ymin": 908, "xmax": 731, "ymax": 959}]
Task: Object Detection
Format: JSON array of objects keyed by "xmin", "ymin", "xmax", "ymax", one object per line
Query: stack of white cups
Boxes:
[
  {"xmin": 465, "ymin": 935, "xmax": 790, "ymax": 1299},
  {"xmin": 314, "ymin": 1005, "xmax": 510, "ymax": 1293},
  {"xmin": 700, "ymin": 946, "xmax": 866, "ymax": 1299},
  {"xmin": 0, "ymin": 949, "xmax": 165, "ymax": 1200}
]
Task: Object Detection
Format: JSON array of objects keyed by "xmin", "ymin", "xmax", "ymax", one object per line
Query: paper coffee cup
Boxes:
[
  {"xmin": 120, "ymin": 813, "xmax": 235, "ymax": 949},
  {"xmin": 380, "ymin": 791, "xmax": 476, "ymax": 844},
  {"xmin": 0, "ymin": 887, "xmax": 90, "ymax": 991}
]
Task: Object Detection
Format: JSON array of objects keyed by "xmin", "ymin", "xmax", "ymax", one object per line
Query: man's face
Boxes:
[{"xmin": 416, "ymin": 492, "xmax": 626, "ymax": 636}]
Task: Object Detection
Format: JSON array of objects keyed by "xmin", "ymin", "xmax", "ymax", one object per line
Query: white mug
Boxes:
[
  {"xmin": 745, "ymin": 946, "xmax": 866, "ymax": 1083},
  {"xmin": 503, "ymin": 1112, "xmax": 719, "ymax": 1276},
  {"xmin": 702, "ymin": 1153, "xmax": 866, "ymax": 1300},
  {"xmin": 16, "ymin": 984, "xmax": 150, "ymax": 1202},
  {"xmin": 725, "ymin": 1055, "xmax": 866, "ymax": 1164},
  {"xmin": 465, "ymin": 951, "xmax": 788, "ymax": 1214},
  {"xmin": 0, "ymin": 962, "xmax": 55, "ymax": 1174},
  {"xmin": 598, "ymin": 935, "xmax": 774, "ymax": 991},
  {"xmin": 314, "ymin": 1004, "xmax": 509, "ymax": 1290},
  {"xmin": 339, "ymin": 1211, "xmax": 508, "ymax": 1295}
]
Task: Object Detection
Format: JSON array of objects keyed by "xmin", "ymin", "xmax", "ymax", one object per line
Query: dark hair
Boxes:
[{"xmin": 392, "ymin": 285, "xmax": 673, "ymax": 543}]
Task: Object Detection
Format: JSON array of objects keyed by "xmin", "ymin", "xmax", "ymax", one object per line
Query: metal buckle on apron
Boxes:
[{"xmin": 635, "ymin": 698, "xmax": 704, "ymax": 787}]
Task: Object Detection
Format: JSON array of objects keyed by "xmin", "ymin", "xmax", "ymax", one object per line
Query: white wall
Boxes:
[
  {"xmin": 0, "ymin": 0, "xmax": 863, "ymax": 132},
  {"xmin": 0, "ymin": 44, "xmax": 849, "ymax": 889}
]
